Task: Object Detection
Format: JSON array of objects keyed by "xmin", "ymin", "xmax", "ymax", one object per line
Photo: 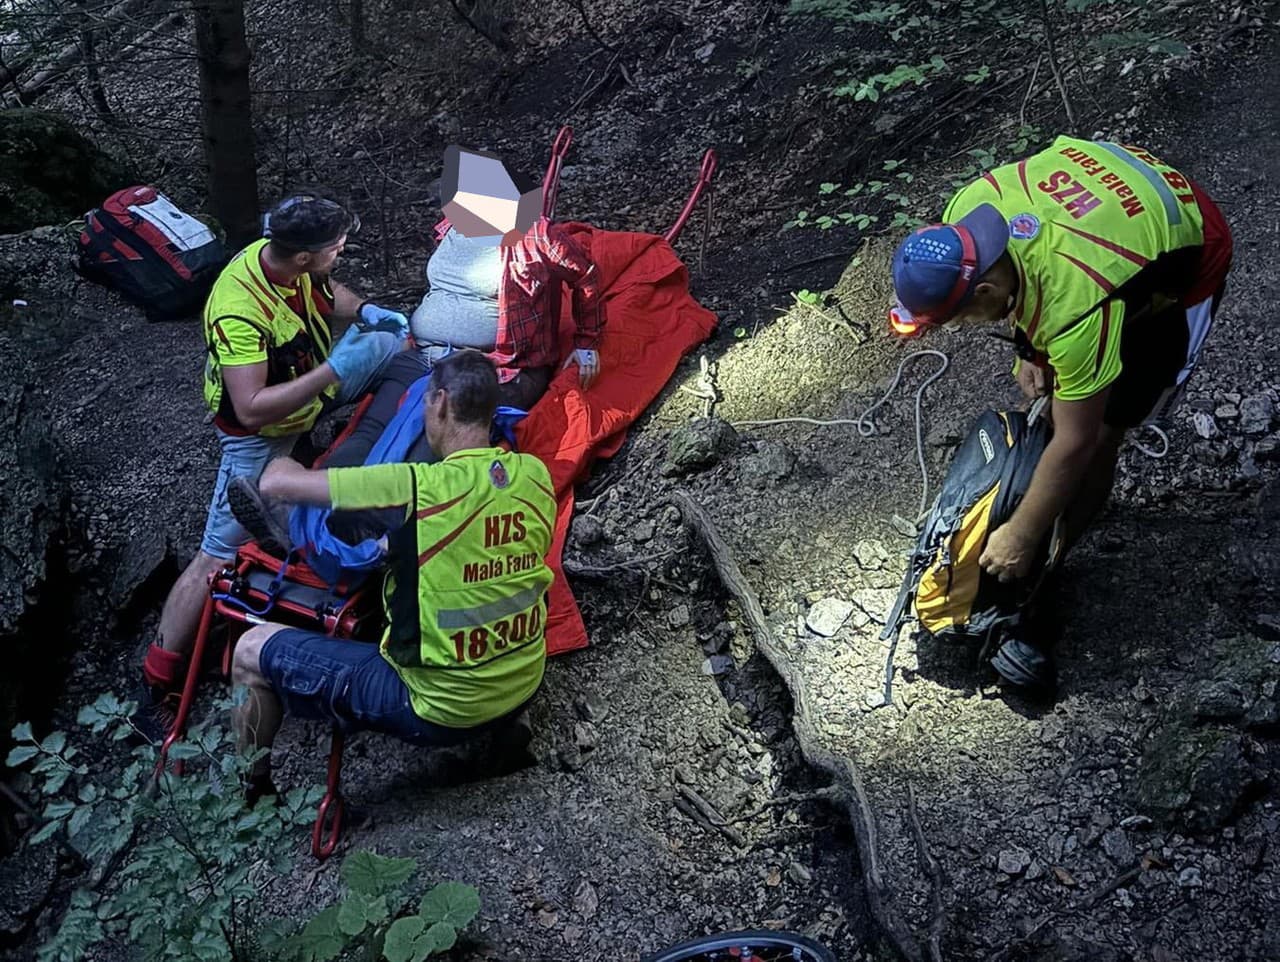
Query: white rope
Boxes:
[
  {"xmin": 1129, "ymin": 423, "xmax": 1170, "ymax": 459},
  {"xmin": 732, "ymin": 349, "xmax": 951, "ymax": 516}
]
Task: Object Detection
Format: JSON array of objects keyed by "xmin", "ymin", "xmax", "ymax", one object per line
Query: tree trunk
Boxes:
[
  {"xmin": 75, "ymin": 0, "xmax": 112, "ymax": 116},
  {"xmin": 193, "ymin": 0, "xmax": 259, "ymax": 250}
]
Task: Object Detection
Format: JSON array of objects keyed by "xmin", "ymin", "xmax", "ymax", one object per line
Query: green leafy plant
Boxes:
[
  {"xmin": 7, "ymin": 694, "xmax": 321, "ymax": 962},
  {"xmin": 787, "ymin": 158, "xmax": 924, "ymax": 233},
  {"xmin": 261, "ymin": 852, "xmax": 480, "ymax": 962},
  {"xmin": 833, "ymin": 55, "xmax": 948, "ymax": 101}
]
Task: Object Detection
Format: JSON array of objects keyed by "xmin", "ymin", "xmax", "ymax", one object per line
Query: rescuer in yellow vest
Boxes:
[
  {"xmin": 133, "ymin": 195, "xmax": 410, "ymax": 740},
  {"xmin": 228, "ymin": 350, "xmax": 556, "ymax": 803},
  {"xmin": 890, "ymin": 137, "xmax": 1233, "ymax": 689}
]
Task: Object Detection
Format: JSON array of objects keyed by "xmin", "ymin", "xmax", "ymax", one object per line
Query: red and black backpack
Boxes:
[{"xmin": 74, "ymin": 185, "xmax": 228, "ymax": 321}]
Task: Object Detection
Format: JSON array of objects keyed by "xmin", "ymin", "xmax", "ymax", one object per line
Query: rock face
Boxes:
[
  {"xmin": 0, "ymin": 108, "xmax": 132, "ymax": 234},
  {"xmin": 1134, "ymin": 723, "xmax": 1254, "ymax": 832},
  {"xmin": 1239, "ymin": 393, "xmax": 1275, "ymax": 435},
  {"xmin": 739, "ymin": 440, "xmax": 796, "ymax": 485},
  {"xmin": 661, "ymin": 418, "xmax": 740, "ymax": 476},
  {"xmin": 0, "ymin": 267, "xmax": 70, "ymax": 763},
  {"xmin": 804, "ymin": 598, "xmax": 854, "ymax": 637}
]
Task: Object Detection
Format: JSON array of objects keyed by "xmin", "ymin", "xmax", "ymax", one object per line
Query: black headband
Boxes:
[{"xmin": 263, "ymin": 196, "xmax": 360, "ymax": 251}]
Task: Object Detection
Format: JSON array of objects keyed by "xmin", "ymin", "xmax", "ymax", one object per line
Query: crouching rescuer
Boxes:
[
  {"xmin": 228, "ymin": 351, "xmax": 556, "ymax": 801},
  {"xmin": 890, "ymin": 136, "xmax": 1232, "ymax": 689},
  {"xmin": 135, "ymin": 194, "xmax": 410, "ymax": 737}
]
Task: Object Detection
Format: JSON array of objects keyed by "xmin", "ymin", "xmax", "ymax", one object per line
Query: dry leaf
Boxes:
[
  {"xmin": 572, "ymin": 880, "xmax": 599, "ymax": 920},
  {"xmin": 1052, "ymin": 866, "xmax": 1077, "ymax": 887},
  {"xmin": 537, "ymin": 908, "xmax": 559, "ymax": 929},
  {"xmin": 766, "ymin": 866, "xmax": 782, "ymax": 887},
  {"xmin": 1141, "ymin": 852, "xmax": 1167, "ymax": 869}
]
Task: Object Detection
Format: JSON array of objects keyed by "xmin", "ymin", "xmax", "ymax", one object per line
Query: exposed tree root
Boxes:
[{"xmin": 669, "ymin": 492, "xmax": 941, "ymax": 962}]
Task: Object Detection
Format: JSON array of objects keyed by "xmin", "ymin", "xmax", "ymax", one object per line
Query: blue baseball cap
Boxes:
[{"xmin": 891, "ymin": 204, "xmax": 1009, "ymax": 326}]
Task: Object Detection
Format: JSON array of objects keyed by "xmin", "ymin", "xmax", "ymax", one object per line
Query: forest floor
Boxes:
[{"xmin": 2, "ymin": 0, "xmax": 1280, "ymax": 959}]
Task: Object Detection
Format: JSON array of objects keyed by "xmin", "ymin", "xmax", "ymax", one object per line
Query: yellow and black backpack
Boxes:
[{"xmin": 881, "ymin": 401, "xmax": 1059, "ymax": 672}]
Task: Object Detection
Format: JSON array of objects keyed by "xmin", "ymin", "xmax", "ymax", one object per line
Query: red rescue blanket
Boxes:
[{"xmin": 514, "ymin": 225, "xmax": 717, "ymax": 655}]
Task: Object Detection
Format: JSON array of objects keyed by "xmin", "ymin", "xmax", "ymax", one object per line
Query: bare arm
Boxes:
[
  {"xmin": 259, "ymin": 457, "xmax": 334, "ymax": 507},
  {"xmin": 1005, "ymin": 388, "xmax": 1109, "ymax": 542},
  {"xmin": 330, "ymin": 281, "xmax": 364, "ymax": 327},
  {"xmin": 222, "ymin": 361, "xmax": 338, "ymax": 432}
]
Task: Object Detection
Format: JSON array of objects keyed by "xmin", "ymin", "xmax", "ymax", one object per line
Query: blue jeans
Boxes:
[
  {"xmin": 198, "ymin": 331, "xmax": 401, "ymax": 559},
  {"xmin": 258, "ymin": 628, "xmax": 531, "ymax": 744}
]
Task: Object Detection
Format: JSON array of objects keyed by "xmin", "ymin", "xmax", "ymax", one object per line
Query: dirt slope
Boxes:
[
  {"xmin": 630, "ymin": 25, "xmax": 1280, "ymax": 962},
  {"xmin": 1, "ymin": 0, "xmax": 1278, "ymax": 959}
]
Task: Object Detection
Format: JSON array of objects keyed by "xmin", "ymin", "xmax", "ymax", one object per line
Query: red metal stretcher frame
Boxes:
[{"xmin": 154, "ymin": 126, "xmax": 719, "ymax": 860}]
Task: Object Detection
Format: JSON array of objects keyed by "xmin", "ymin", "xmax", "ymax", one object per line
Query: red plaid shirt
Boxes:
[{"xmin": 433, "ymin": 217, "xmax": 605, "ymax": 382}]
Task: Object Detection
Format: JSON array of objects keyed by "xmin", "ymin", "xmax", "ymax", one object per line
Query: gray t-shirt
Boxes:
[{"xmin": 409, "ymin": 229, "xmax": 502, "ymax": 350}]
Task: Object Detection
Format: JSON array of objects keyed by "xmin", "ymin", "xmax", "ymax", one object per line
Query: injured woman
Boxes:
[
  {"xmin": 411, "ymin": 144, "xmax": 607, "ymax": 407},
  {"xmin": 229, "ymin": 144, "xmax": 607, "ymax": 568}
]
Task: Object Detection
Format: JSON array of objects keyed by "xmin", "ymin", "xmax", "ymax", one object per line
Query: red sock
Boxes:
[{"xmin": 141, "ymin": 644, "xmax": 187, "ymax": 690}]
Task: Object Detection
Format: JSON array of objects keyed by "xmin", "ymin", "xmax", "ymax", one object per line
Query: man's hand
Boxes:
[
  {"xmin": 357, "ymin": 302, "xmax": 410, "ymax": 339},
  {"xmin": 562, "ymin": 348, "xmax": 600, "ymax": 389},
  {"xmin": 985, "ymin": 387, "xmax": 1110, "ymax": 581},
  {"xmin": 980, "ymin": 522, "xmax": 1038, "ymax": 582},
  {"xmin": 327, "ymin": 325, "xmax": 390, "ymax": 386},
  {"xmin": 1016, "ymin": 360, "xmax": 1052, "ymax": 400}
]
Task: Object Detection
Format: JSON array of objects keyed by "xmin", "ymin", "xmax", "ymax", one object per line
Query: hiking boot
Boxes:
[
  {"xmin": 129, "ymin": 683, "xmax": 180, "ymax": 744},
  {"xmin": 227, "ymin": 476, "xmax": 290, "ymax": 556},
  {"xmin": 242, "ymin": 772, "xmax": 281, "ymax": 808},
  {"xmin": 485, "ymin": 710, "xmax": 536, "ymax": 775},
  {"xmin": 991, "ymin": 637, "xmax": 1057, "ymax": 696}
]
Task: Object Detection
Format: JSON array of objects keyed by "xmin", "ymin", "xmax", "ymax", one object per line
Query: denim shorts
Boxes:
[
  {"xmin": 258, "ymin": 628, "xmax": 526, "ymax": 745},
  {"xmin": 200, "ymin": 431, "xmax": 299, "ymax": 560}
]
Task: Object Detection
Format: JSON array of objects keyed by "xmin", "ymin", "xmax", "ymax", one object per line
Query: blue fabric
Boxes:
[
  {"xmin": 892, "ymin": 203, "xmax": 1008, "ymax": 317},
  {"xmin": 893, "ymin": 226, "xmax": 972, "ymax": 316},
  {"xmin": 289, "ymin": 374, "xmax": 431, "ymax": 585},
  {"xmin": 491, "ymin": 406, "xmax": 528, "ymax": 448}
]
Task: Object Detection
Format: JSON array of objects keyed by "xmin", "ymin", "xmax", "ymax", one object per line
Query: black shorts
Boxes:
[
  {"xmin": 1103, "ymin": 302, "xmax": 1190, "ymax": 428},
  {"xmin": 1103, "ymin": 284, "xmax": 1225, "ymax": 429}
]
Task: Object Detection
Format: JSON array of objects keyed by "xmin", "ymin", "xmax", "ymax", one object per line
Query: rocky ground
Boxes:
[{"xmin": 1, "ymin": 0, "xmax": 1279, "ymax": 959}]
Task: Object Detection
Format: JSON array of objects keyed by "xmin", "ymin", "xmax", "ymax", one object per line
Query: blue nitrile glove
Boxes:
[
  {"xmin": 356, "ymin": 302, "xmax": 409, "ymax": 339},
  {"xmin": 327, "ymin": 325, "xmax": 390, "ymax": 386}
]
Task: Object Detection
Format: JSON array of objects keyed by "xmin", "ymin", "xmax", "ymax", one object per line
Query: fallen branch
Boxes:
[
  {"xmin": 569, "ymin": 50, "xmax": 629, "ymax": 112},
  {"xmin": 792, "ymin": 291, "xmax": 865, "ymax": 344},
  {"xmin": 669, "ymin": 492, "xmax": 932, "ymax": 962},
  {"xmin": 988, "ymin": 861, "xmax": 1146, "ymax": 961},
  {"xmin": 779, "ymin": 248, "xmax": 858, "ymax": 274},
  {"xmin": 1037, "ymin": 0, "xmax": 1077, "ymax": 132},
  {"xmin": 1080, "ymin": 863, "xmax": 1143, "ymax": 908},
  {"xmin": 2, "ymin": 0, "xmax": 174, "ymax": 103},
  {"xmin": 565, "ymin": 0, "xmax": 615, "ymax": 53},
  {"xmin": 675, "ymin": 784, "xmax": 747, "ymax": 848},
  {"xmin": 727, "ymin": 786, "xmax": 843, "ymax": 824},
  {"xmin": 1018, "ymin": 53, "xmax": 1044, "ymax": 128},
  {"xmin": 562, "ymin": 550, "xmax": 676, "ymax": 578}
]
